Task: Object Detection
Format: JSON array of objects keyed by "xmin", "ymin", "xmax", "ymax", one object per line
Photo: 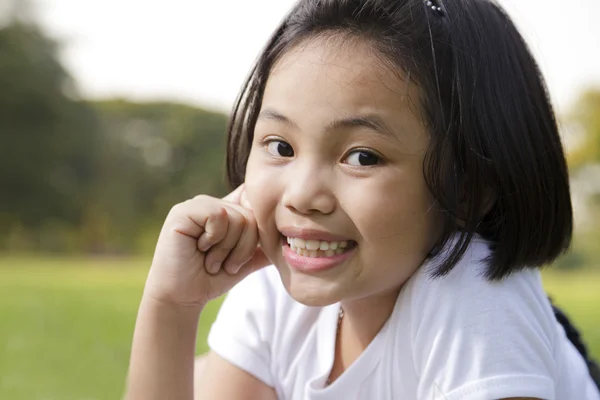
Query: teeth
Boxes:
[
  {"xmin": 306, "ymin": 240, "xmax": 320, "ymax": 251},
  {"xmin": 294, "ymin": 238, "xmax": 306, "ymax": 249},
  {"xmin": 286, "ymin": 237, "xmax": 353, "ymax": 258},
  {"xmin": 287, "ymin": 237, "xmax": 349, "ymax": 251}
]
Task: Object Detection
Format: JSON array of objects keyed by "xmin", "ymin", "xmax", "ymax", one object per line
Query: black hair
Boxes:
[{"xmin": 226, "ymin": 0, "xmax": 573, "ymax": 280}]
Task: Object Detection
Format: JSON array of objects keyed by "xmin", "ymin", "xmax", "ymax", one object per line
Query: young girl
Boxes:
[{"xmin": 126, "ymin": 0, "xmax": 600, "ymax": 398}]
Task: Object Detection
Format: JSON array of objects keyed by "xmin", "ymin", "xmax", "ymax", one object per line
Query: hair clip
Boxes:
[{"xmin": 425, "ymin": 0, "xmax": 444, "ymax": 15}]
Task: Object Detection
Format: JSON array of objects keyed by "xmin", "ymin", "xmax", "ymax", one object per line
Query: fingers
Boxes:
[
  {"xmin": 168, "ymin": 196, "xmax": 221, "ymax": 239},
  {"xmin": 227, "ymin": 247, "xmax": 271, "ymax": 281},
  {"xmin": 170, "ymin": 189, "xmax": 262, "ymax": 277},
  {"xmin": 203, "ymin": 204, "xmax": 261, "ymax": 276},
  {"xmin": 196, "ymin": 207, "xmax": 228, "ymax": 252},
  {"xmin": 221, "ymin": 209, "xmax": 259, "ymax": 274}
]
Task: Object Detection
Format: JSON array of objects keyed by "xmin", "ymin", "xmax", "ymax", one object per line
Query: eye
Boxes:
[
  {"xmin": 344, "ymin": 150, "xmax": 381, "ymax": 166},
  {"xmin": 266, "ymin": 140, "xmax": 294, "ymax": 157}
]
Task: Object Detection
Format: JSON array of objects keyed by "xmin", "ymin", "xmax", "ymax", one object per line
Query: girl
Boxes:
[{"xmin": 126, "ymin": 0, "xmax": 600, "ymax": 398}]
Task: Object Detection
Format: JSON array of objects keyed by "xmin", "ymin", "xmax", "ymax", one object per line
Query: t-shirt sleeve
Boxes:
[
  {"xmin": 207, "ymin": 266, "xmax": 277, "ymax": 387},
  {"xmin": 411, "ymin": 248, "xmax": 558, "ymax": 400}
]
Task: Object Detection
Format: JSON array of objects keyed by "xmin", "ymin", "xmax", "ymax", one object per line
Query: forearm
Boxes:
[{"xmin": 125, "ymin": 295, "xmax": 202, "ymax": 400}]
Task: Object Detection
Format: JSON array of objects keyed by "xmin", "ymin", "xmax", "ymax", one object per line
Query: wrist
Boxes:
[{"xmin": 140, "ymin": 293, "xmax": 205, "ymax": 321}]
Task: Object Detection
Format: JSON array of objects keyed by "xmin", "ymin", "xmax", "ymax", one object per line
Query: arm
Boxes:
[
  {"xmin": 125, "ymin": 297, "xmax": 276, "ymax": 400},
  {"xmin": 125, "ymin": 186, "xmax": 271, "ymax": 400},
  {"xmin": 125, "ymin": 297, "xmax": 200, "ymax": 400}
]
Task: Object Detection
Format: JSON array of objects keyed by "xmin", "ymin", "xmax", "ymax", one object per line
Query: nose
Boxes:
[{"xmin": 281, "ymin": 159, "xmax": 336, "ymax": 215}]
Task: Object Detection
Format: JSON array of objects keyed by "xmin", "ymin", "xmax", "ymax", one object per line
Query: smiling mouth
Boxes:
[{"xmin": 282, "ymin": 236, "xmax": 357, "ymax": 258}]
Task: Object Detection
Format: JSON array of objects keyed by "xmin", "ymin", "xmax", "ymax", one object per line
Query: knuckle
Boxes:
[
  {"xmin": 167, "ymin": 202, "xmax": 186, "ymax": 218},
  {"xmin": 231, "ymin": 211, "xmax": 248, "ymax": 230},
  {"xmin": 192, "ymin": 194, "xmax": 210, "ymax": 202},
  {"xmin": 211, "ymin": 206, "xmax": 228, "ymax": 220},
  {"xmin": 200, "ymin": 231, "xmax": 216, "ymax": 244}
]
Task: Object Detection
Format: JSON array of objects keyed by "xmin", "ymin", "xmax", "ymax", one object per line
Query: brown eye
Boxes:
[
  {"xmin": 344, "ymin": 150, "xmax": 380, "ymax": 166},
  {"xmin": 267, "ymin": 140, "xmax": 294, "ymax": 157}
]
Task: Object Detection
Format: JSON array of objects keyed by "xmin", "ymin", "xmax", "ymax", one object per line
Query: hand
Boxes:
[{"xmin": 143, "ymin": 185, "xmax": 270, "ymax": 308}]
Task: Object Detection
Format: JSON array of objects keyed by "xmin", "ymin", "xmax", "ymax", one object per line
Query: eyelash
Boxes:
[{"xmin": 262, "ymin": 138, "xmax": 383, "ymax": 167}]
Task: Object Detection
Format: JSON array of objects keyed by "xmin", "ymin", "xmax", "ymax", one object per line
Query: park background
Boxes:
[{"xmin": 1, "ymin": 0, "xmax": 599, "ymax": 399}]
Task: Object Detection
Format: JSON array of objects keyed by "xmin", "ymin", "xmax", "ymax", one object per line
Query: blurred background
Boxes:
[{"xmin": 0, "ymin": 0, "xmax": 599, "ymax": 398}]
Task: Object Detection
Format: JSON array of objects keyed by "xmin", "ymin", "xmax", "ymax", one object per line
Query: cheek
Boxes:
[{"xmin": 347, "ymin": 177, "xmax": 439, "ymax": 247}]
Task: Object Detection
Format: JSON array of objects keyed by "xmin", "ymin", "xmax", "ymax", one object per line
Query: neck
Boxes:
[
  {"xmin": 339, "ymin": 286, "xmax": 400, "ymax": 351},
  {"xmin": 327, "ymin": 287, "xmax": 401, "ymax": 385}
]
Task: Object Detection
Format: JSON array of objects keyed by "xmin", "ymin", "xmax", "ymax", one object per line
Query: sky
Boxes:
[{"xmin": 34, "ymin": 0, "xmax": 600, "ymax": 115}]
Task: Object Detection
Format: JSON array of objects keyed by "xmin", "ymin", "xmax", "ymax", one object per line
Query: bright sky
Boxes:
[{"xmin": 36, "ymin": 0, "xmax": 600, "ymax": 115}]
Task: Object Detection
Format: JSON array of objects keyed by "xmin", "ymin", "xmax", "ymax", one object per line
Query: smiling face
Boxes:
[{"xmin": 244, "ymin": 36, "xmax": 442, "ymax": 307}]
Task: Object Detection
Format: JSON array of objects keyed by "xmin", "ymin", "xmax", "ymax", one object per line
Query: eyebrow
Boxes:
[{"xmin": 257, "ymin": 108, "xmax": 398, "ymax": 140}]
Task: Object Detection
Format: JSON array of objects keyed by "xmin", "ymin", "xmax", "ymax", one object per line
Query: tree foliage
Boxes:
[
  {"xmin": 0, "ymin": 18, "xmax": 101, "ymax": 250},
  {"xmin": 566, "ymin": 89, "xmax": 600, "ymax": 170},
  {"xmin": 0, "ymin": 15, "xmax": 229, "ymax": 254}
]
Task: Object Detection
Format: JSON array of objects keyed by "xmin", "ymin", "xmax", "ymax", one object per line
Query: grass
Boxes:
[
  {"xmin": 0, "ymin": 256, "xmax": 222, "ymax": 400},
  {"xmin": 0, "ymin": 256, "xmax": 598, "ymax": 400}
]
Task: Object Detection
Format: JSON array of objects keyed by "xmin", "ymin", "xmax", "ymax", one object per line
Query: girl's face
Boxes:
[{"xmin": 245, "ymin": 37, "xmax": 442, "ymax": 306}]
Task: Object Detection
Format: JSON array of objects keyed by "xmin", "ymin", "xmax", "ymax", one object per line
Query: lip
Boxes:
[
  {"xmin": 279, "ymin": 227, "xmax": 352, "ymax": 242},
  {"xmin": 281, "ymin": 237, "xmax": 357, "ymax": 273}
]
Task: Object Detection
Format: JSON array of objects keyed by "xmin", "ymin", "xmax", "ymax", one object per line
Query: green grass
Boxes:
[
  {"xmin": 0, "ymin": 256, "xmax": 598, "ymax": 400},
  {"xmin": 0, "ymin": 256, "xmax": 222, "ymax": 400},
  {"xmin": 542, "ymin": 269, "xmax": 600, "ymax": 359}
]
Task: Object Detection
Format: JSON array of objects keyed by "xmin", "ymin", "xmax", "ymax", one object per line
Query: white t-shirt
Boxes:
[{"xmin": 208, "ymin": 239, "xmax": 600, "ymax": 399}]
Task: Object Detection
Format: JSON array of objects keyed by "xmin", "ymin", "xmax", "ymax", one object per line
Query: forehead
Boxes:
[{"xmin": 262, "ymin": 35, "xmax": 424, "ymax": 134}]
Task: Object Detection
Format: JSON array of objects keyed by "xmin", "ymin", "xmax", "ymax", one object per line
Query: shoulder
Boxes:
[
  {"xmin": 405, "ymin": 237, "xmax": 560, "ymax": 399},
  {"xmin": 409, "ymin": 237, "xmax": 556, "ymax": 329}
]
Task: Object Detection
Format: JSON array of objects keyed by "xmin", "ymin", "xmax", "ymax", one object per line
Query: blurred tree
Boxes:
[
  {"xmin": 86, "ymin": 100, "xmax": 228, "ymax": 254},
  {"xmin": 558, "ymin": 88, "xmax": 600, "ymax": 270},
  {"xmin": 0, "ymin": 11, "xmax": 101, "ymax": 251},
  {"xmin": 566, "ymin": 90, "xmax": 600, "ymax": 170},
  {"xmin": 0, "ymin": 1, "xmax": 231, "ymax": 255}
]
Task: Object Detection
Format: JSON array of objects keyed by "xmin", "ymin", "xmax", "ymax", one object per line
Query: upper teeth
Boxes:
[{"xmin": 286, "ymin": 237, "xmax": 349, "ymax": 250}]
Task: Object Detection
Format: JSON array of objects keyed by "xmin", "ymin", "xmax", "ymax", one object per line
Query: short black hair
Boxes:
[{"xmin": 226, "ymin": 0, "xmax": 573, "ymax": 280}]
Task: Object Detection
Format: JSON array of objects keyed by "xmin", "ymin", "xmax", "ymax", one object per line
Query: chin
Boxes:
[
  {"xmin": 289, "ymin": 290, "xmax": 339, "ymax": 307},
  {"xmin": 276, "ymin": 266, "xmax": 343, "ymax": 307}
]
